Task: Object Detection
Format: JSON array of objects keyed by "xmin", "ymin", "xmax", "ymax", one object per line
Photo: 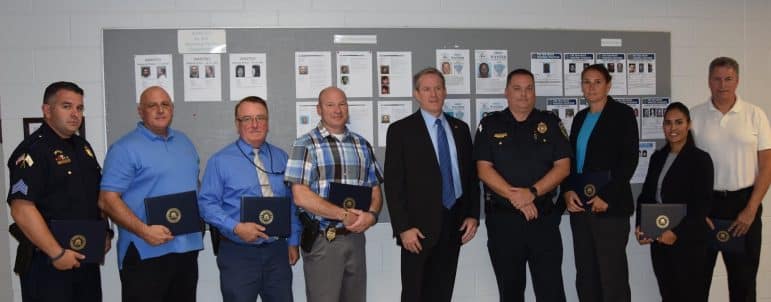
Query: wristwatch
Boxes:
[{"xmin": 528, "ymin": 186, "xmax": 539, "ymax": 198}]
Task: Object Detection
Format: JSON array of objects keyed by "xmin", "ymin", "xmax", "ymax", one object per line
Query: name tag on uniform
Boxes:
[
  {"xmin": 50, "ymin": 220, "xmax": 106, "ymax": 264},
  {"xmin": 144, "ymin": 191, "xmax": 203, "ymax": 235},
  {"xmin": 240, "ymin": 196, "xmax": 291, "ymax": 238}
]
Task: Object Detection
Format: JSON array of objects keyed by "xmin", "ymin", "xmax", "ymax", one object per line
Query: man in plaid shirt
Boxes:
[{"xmin": 285, "ymin": 86, "xmax": 383, "ymax": 302}]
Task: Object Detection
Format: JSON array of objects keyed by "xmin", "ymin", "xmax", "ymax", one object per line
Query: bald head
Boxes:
[
  {"xmin": 316, "ymin": 86, "xmax": 349, "ymax": 134},
  {"xmin": 138, "ymin": 86, "xmax": 174, "ymax": 137},
  {"xmin": 318, "ymin": 86, "xmax": 346, "ymax": 105}
]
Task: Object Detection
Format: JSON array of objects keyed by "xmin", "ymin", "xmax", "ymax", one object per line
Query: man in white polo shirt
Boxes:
[{"xmin": 691, "ymin": 56, "xmax": 771, "ymax": 302}]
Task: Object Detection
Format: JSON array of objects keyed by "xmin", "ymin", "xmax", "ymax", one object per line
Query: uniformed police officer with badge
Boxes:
[
  {"xmin": 7, "ymin": 81, "xmax": 109, "ymax": 302},
  {"xmin": 474, "ymin": 69, "xmax": 571, "ymax": 302}
]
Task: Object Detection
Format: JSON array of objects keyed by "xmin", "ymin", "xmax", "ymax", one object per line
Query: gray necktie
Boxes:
[{"xmin": 253, "ymin": 148, "xmax": 274, "ymax": 197}]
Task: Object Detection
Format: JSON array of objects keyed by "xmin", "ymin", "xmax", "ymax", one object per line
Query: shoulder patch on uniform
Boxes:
[
  {"xmin": 11, "ymin": 179, "xmax": 28, "ymax": 196},
  {"xmin": 558, "ymin": 121, "xmax": 569, "ymax": 138},
  {"xmin": 15, "ymin": 153, "xmax": 34, "ymax": 168}
]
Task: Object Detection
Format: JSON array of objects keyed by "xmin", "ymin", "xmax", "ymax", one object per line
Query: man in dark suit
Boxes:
[{"xmin": 385, "ymin": 67, "xmax": 480, "ymax": 302}]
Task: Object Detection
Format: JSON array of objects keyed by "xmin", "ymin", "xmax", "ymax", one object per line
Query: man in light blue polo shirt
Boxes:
[
  {"xmin": 98, "ymin": 86, "xmax": 204, "ymax": 302},
  {"xmin": 198, "ymin": 96, "xmax": 302, "ymax": 302}
]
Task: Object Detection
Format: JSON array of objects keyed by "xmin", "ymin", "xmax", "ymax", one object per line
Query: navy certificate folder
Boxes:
[
  {"xmin": 240, "ymin": 196, "xmax": 291, "ymax": 238},
  {"xmin": 709, "ymin": 219, "xmax": 745, "ymax": 253},
  {"xmin": 144, "ymin": 190, "xmax": 202, "ymax": 235},
  {"xmin": 328, "ymin": 183, "xmax": 372, "ymax": 211},
  {"xmin": 570, "ymin": 171, "xmax": 611, "ymax": 208},
  {"xmin": 640, "ymin": 203, "xmax": 687, "ymax": 239},
  {"xmin": 50, "ymin": 220, "xmax": 107, "ymax": 264}
]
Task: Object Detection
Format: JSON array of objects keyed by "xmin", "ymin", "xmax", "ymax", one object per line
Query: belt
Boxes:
[
  {"xmin": 713, "ymin": 186, "xmax": 753, "ymax": 199},
  {"xmin": 320, "ymin": 226, "xmax": 351, "ymax": 241}
]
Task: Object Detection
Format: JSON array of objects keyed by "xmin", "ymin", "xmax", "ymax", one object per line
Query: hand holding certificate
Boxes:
[
  {"xmin": 639, "ymin": 203, "xmax": 686, "ymax": 240},
  {"xmin": 50, "ymin": 220, "xmax": 107, "ymax": 264},
  {"xmin": 240, "ymin": 196, "xmax": 291, "ymax": 238},
  {"xmin": 144, "ymin": 191, "xmax": 203, "ymax": 236}
]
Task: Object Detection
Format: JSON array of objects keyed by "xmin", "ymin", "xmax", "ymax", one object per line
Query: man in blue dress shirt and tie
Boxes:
[{"xmin": 198, "ymin": 96, "xmax": 302, "ymax": 302}]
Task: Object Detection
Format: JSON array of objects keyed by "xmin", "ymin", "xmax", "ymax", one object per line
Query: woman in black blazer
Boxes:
[
  {"xmin": 635, "ymin": 102, "xmax": 713, "ymax": 302},
  {"xmin": 562, "ymin": 64, "xmax": 639, "ymax": 302}
]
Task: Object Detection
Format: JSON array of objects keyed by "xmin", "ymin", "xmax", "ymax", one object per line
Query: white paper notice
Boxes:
[
  {"xmin": 641, "ymin": 97, "xmax": 670, "ymax": 139},
  {"xmin": 436, "ymin": 49, "xmax": 471, "ymax": 94},
  {"xmin": 596, "ymin": 53, "xmax": 627, "ymax": 96},
  {"xmin": 563, "ymin": 53, "xmax": 594, "ymax": 96},
  {"xmin": 531, "ymin": 52, "xmax": 563, "ymax": 96},
  {"xmin": 627, "ymin": 53, "xmax": 656, "ymax": 95},
  {"xmin": 475, "ymin": 98, "xmax": 507, "ymax": 128},
  {"xmin": 135, "ymin": 54, "xmax": 174, "ymax": 102},
  {"xmin": 377, "ymin": 52, "xmax": 412, "ymax": 98},
  {"xmin": 183, "ymin": 54, "xmax": 222, "ymax": 102},
  {"xmin": 295, "ymin": 51, "xmax": 332, "ymax": 99},
  {"xmin": 443, "ymin": 98, "xmax": 471, "ymax": 126},
  {"xmin": 377, "ymin": 101, "xmax": 413, "ymax": 147},
  {"xmin": 346, "ymin": 101, "xmax": 374, "ymax": 143},
  {"xmin": 475, "ymin": 50, "xmax": 507, "ymax": 94},
  {"xmin": 296, "ymin": 102, "xmax": 321, "ymax": 138},
  {"xmin": 177, "ymin": 29, "xmax": 227, "ymax": 54},
  {"xmin": 337, "ymin": 51, "xmax": 373, "ymax": 98},
  {"xmin": 633, "ymin": 141, "xmax": 656, "ymax": 184},
  {"xmin": 546, "ymin": 98, "xmax": 579, "ymax": 133},
  {"xmin": 617, "ymin": 98, "xmax": 642, "ymax": 134},
  {"xmin": 229, "ymin": 53, "xmax": 267, "ymax": 101}
]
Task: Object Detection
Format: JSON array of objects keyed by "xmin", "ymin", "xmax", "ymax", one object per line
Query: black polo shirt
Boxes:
[
  {"xmin": 474, "ymin": 108, "xmax": 571, "ymax": 211},
  {"xmin": 7, "ymin": 123, "xmax": 101, "ymax": 221}
]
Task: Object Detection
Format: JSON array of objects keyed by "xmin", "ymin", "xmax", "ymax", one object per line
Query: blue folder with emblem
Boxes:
[
  {"xmin": 240, "ymin": 196, "xmax": 291, "ymax": 238},
  {"xmin": 709, "ymin": 219, "xmax": 745, "ymax": 253},
  {"xmin": 569, "ymin": 171, "xmax": 611, "ymax": 209},
  {"xmin": 50, "ymin": 220, "xmax": 106, "ymax": 264},
  {"xmin": 144, "ymin": 190, "xmax": 202, "ymax": 236},
  {"xmin": 328, "ymin": 183, "xmax": 372, "ymax": 211},
  {"xmin": 640, "ymin": 203, "xmax": 687, "ymax": 239}
]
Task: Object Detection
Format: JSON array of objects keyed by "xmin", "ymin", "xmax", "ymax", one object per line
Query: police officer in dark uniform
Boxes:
[
  {"xmin": 7, "ymin": 81, "xmax": 110, "ymax": 302},
  {"xmin": 474, "ymin": 69, "xmax": 571, "ymax": 302}
]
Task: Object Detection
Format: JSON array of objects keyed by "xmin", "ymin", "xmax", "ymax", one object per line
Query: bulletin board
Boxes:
[{"xmin": 103, "ymin": 28, "xmax": 670, "ymax": 221}]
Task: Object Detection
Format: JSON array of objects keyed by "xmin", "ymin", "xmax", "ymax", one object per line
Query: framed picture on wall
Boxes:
[{"xmin": 23, "ymin": 117, "xmax": 85, "ymax": 139}]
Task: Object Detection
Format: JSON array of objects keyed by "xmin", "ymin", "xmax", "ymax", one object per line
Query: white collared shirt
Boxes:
[{"xmin": 691, "ymin": 96, "xmax": 771, "ymax": 190}]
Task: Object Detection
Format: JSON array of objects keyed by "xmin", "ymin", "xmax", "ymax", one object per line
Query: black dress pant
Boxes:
[
  {"xmin": 20, "ymin": 251, "xmax": 101, "ymax": 302},
  {"xmin": 486, "ymin": 209, "xmax": 565, "ymax": 302},
  {"xmin": 401, "ymin": 206, "xmax": 461, "ymax": 302},
  {"xmin": 119, "ymin": 243, "xmax": 199, "ymax": 302},
  {"xmin": 650, "ymin": 240, "xmax": 708, "ymax": 302},
  {"xmin": 569, "ymin": 212, "xmax": 631, "ymax": 302}
]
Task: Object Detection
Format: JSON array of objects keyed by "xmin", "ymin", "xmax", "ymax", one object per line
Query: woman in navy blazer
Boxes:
[
  {"xmin": 635, "ymin": 102, "xmax": 713, "ymax": 302},
  {"xmin": 562, "ymin": 64, "xmax": 639, "ymax": 302}
]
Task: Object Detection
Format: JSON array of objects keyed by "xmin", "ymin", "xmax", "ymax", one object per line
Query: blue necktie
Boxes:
[{"xmin": 436, "ymin": 118, "xmax": 456, "ymax": 209}]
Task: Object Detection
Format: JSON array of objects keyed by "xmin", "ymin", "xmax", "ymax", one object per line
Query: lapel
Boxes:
[{"xmin": 411, "ymin": 111, "xmax": 441, "ymax": 169}]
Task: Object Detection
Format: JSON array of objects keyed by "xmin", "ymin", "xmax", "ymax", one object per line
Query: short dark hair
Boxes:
[
  {"xmin": 43, "ymin": 81, "xmax": 83, "ymax": 105},
  {"xmin": 581, "ymin": 64, "xmax": 612, "ymax": 83},
  {"xmin": 505, "ymin": 69, "xmax": 535, "ymax": 87},
  {"xmin": 709, "ymin": 56, "xmax": 739, "ymax": 76},
  {"xmin": 413, "ymin": 67, "xmax": 445, "ymax": 90},
  {"xmin": 234, "ymin": 96, "xmax": 268, "ymax": 119}
]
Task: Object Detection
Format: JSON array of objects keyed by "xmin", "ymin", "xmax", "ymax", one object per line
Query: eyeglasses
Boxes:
[{"xmin": 237, "ymin": 115, "xmax": 269, "ymax": 124}]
